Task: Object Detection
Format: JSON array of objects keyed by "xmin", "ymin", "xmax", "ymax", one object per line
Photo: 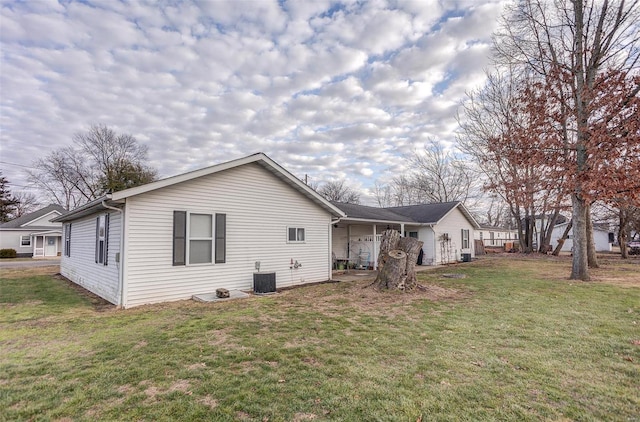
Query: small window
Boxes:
[
  {"xmin": 409, "ymin": 231, "xmax": 418, "ymax": 238},
  {"xmin": 20, "ymin": 235, "xmax": 31, "ymax": 247},
  {"xmin": 461, "ymin": 229, "xmax": 470, "ymax": 249},
  {"xmin": 288, "ymin": 227, "xmax": 305, "ymax": 242}
]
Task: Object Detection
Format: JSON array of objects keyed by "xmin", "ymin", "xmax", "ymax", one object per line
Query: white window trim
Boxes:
[
  {"xmin": 287, "ymin": 226, "xmax": 306, "ymax": 243},
  {"xmin": 186, "ymin": 212, "xmax": 214, "ymax": 266},
  {"xmin": 20, "ymin": 235, "xmax": 31, "ymax": 247}
]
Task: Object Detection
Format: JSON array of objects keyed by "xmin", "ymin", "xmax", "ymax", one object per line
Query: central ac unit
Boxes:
[{"xmin": 253, "ymin": 272, "xmax": 276, "ymax": 294}]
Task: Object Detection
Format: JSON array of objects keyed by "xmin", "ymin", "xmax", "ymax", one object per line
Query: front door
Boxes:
[{"xmin": 45, "ymin": 236, "xmax": 57, "ymax": 256}]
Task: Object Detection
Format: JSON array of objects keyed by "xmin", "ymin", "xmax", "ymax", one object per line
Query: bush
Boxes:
[{"xmin": 0, "ymin": 248, "xmax": 17, "ymax": 258}]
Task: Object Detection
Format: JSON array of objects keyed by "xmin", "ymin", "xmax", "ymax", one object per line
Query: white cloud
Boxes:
[{"xmin": 0, "ymin": 0, "xmax": 506, "ymax": 202}]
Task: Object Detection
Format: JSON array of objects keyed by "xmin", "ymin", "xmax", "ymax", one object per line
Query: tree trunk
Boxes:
[
  {"xmin": 619, "ymin": 207, "xmax": 628, "ymax": 259},
  {"xmin": 398, "ymin": 237, "xmax": 423, "ymax": 290},
  {"xmin": 541, "ymin": 209, "xmax": 560, "ymax": 253},
  {"xmin": 376, "ymin": 229, "xmax": 400, "ymax": 272},
  {"xmin": 570, "ymin": 194, "xmax": 590, "ymax": 281},
  {"xmin": 373, "ymin": 231, "xmax": 423, "ymax": 291},
  {"xmin": 586, "ymin": 204, "xmax": 599, "ymax": 268},
  {"xmin": 552, "ymin": 220, "xmax": 572, "ymax": 256},
  {"xmin": 373, "ymin": 250, "xmax": 408, "ymax": 290}
]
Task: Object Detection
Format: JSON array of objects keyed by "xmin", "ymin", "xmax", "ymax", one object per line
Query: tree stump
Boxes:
[
  {"xmin": 372, "ymin": 230, "xmax": 424, "ymax": 291},
  {"xmin": 376, "ymin": 229, "xmax": 400, "ymax": 272},
  {"xmin": 374, "ymin": 249, "xmax": 407, "ymax": 290},
  {"xmin": 398, "ymin": 237, "xmax": 423, "ymax": 290}
]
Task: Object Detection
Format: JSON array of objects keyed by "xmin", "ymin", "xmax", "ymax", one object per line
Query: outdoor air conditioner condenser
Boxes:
[{"xmin": 253, "ymin": 272, "xmax": 276, "ymax": 294}]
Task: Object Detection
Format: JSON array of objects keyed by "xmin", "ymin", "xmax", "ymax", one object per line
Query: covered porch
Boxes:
[
  {"xmin": 332, "ymin": 219, "xmax": 422, "ymax": 270},
  {"xmin": 30, "ymin": 230, "xmax": 62, "ymax": 258}
]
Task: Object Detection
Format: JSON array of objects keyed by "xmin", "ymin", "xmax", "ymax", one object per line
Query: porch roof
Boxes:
[
  {"xmin": 332, "ymin": 202, "xmax": 418, "ymax": 225},
  {"xmin": 333, "ymin": 201, "xmax": 481, "ymax": 229}
]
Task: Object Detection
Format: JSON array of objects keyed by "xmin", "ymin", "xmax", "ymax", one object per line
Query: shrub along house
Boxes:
[{"xmin": 53, "ymin": 153, "xmax": 345, "ymax": 308}]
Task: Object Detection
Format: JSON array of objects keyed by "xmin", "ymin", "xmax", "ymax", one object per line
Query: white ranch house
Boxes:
[
  {"xmin": 54, "ymin": 153, "xmax": 345, "ymax": 308},
  {"xmin": 0, "ymin": 204, "xmax": 66, "ymax": 258},
  {"xmin": 332, "ymin": 201, "xmax": 480, "ymax": 268},
  {"xmin": 54, "ymin": 153, "xmax": 481, "ymax": 308},
  {"xmin": 550, "ymin": 222, "xmax": 613, "ymax": 253}
]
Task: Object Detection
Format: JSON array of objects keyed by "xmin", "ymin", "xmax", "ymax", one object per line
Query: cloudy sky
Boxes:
[{"xmin": 1, "ymin": 0, "xmax": 505, "ymax": 204}]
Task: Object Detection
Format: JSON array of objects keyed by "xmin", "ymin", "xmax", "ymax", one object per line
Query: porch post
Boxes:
[
  {"xmin": 372, "ymin": 224, "xmax": 377, "ymax": 270},
  {"xmin": 347, "ymin": 224, "xmax": 352, "ymax": 265},
  {"xmin": 400, "ymin": 223, "xmax": 405, "ymax": 237}
]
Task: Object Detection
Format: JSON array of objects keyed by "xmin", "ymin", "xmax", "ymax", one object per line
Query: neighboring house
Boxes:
[
  {"xmin": 550, "ymin": 222, "xmax": 613, "ymax": 252},
  {"xmin": 53, "ymin": 153, "xmax": 345, "ymax": 308},
  {"xmin": 0, "ymin": 204, "xmax": 66, "ymax": 258},
  {"xmin": 475, "ymin": 225, "xmax": 519, "ymax": 248},
  {"xmin": 332, "ymin": 201, "xmax": 480, "ymax": 267}
]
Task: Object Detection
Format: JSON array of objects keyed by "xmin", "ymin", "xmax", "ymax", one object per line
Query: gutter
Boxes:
[{"xmin": 101, "ymin": 198, "xmax": 125, "ymax": 308}]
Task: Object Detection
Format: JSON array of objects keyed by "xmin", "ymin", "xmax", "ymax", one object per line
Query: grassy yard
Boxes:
[{"xmin": 1, "ymin": 256, "xmax": 639, "ymax": 421}]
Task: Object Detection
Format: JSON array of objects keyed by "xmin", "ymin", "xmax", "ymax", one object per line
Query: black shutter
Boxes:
[
  {"xmin": 173, "ymin": 211, "xmax": 186, "ymax": 266},
  {"xmin": 95, "ymin": 217, "xmax": 100, "ymax": 263},
  {"xmin": 215, "ymin": 213, "xmax": 226, "ymax": 263},
  {"xmin": 104, "ymin": 213, "xmax": 110, "ymax": 265}
]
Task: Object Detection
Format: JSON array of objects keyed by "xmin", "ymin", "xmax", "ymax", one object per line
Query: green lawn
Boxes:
[{"xmin": 1, "ymin": 257, "xmax": 639, "ymax": 421}]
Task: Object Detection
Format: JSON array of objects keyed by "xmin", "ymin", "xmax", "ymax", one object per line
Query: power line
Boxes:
[{"xmin": 0, "ymin": 160, "xmax": 35, "ymax": 169}]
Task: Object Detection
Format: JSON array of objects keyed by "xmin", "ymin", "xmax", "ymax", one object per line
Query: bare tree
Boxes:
[
  {"xmin": 493, "ymin": 0, "xmax": 640, "ymax": 279},
  {"xmin": 29, "ymin": 124, "xmax": 157, "ymax": 209},
  {"xmin": 317, "ymin": 180, "xmax": 361, "ymax": 204},
  {"xmin": 407, "ymin": 140, "xmax": 480, "ymax": 205},
  {"xmin": 459, "ymin": 70, "xmax": 568, "ymax": 252},
  {"xmin": 10, "ymin": 191, "xmax": 41, "ymax": 218}
]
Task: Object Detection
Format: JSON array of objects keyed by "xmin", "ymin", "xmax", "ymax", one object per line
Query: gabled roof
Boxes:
[
  {"xmin": 388, "ymin": 202, "xmax": 481, "ymax": 228},
  {"xmin": 54, "ymin": 153, "xmax": 346, "ymax": 222},
  {"xmin": 0, "ymin": 204, "xmax": 66, "ymax": 229},
  {"xmin": 332, "ymin": 202, "xmax": 416, "ymax": 224},
  {"xmin": 333, "ymin": 201, "xmax": 481, "ymax": 229}
]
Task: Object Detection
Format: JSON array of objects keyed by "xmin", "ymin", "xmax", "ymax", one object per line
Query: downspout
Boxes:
[{"xmin": 102, "ymin": 199, "xmax": 125, "ymax": 308}]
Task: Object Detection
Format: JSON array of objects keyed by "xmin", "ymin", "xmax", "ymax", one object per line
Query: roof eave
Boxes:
[
  {"xmin": 339, "ymin": 217, "xmax": 423, "ymax": 225},
  {"xmin": 51, "ymin": 196, "xmax": 114, "ymax": 222}
]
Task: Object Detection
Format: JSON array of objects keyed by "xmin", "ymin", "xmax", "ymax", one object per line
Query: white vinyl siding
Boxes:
[
  {"xmin": 433, "ymin": 207, "xmax": 475, "ymax": 264},
  {"xmin": 0, "ymin": 230, "xmax": 39, "ymax": 256},
  {"xmin": 123, "ymin": 163, "xmax": 332, "ymax": 308},
  {"xmin": 60, "ymin": 211, "xmax": 121, "ymax": 304}
]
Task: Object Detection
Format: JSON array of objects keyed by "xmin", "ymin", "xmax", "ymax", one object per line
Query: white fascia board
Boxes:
[
  {"xmin": 20, "ymin": 210, "xmax": 62, "ymax": 227},
  {"xmin": 340, "ymin": 217, "xmax": 421, "ymax": 226}
]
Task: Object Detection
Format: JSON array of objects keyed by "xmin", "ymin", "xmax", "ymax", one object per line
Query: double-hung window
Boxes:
[
  {"xmin": 173, "ymin": 211, "xmax": 226, "ymax": 266},
  {"xmin": 461, "ymin": 229, "xmax": 470, "ymax": 249},
  {"xmin": 95, "ymin": 214, "xmax": 109, "ymax": 265},
  {"xmin": 288, "ymin": 227, "xmax": 305, "ymax": 243},
  {"xmin": 20, "ymin": 235, "xmax": 31, "ymax": 247},
  {"xmin": 189, "ymin": 213, "xmax": 213, "ymax": 264}
]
